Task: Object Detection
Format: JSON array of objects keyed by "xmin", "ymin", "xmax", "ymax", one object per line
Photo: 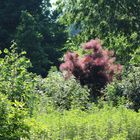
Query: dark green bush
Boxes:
[{"xmin": 105, "ymin": 66, "xmax": 140, "ymax": 111}]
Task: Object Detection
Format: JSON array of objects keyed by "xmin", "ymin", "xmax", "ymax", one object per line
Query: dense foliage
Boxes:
[
  {"xmin": 0, "ymin": 0, "xmax": 43, "ymax": 50},
  {"xmin": 0, "ymin": 93, "xmax": 29, "ymax": 140},
  {"xmin": 0, "ymin": 46, "xmax": 38, "ymax": 113},
  {"xmin": 105, "ymin": 66, "xmax": 140, "ymax": 111},
  {"xmin": 24, "ymin": 106, "xmax": 140, "ymax": 140},
  {"xmin": 58, "ymin": 0, "xmax": 140, "ymax": 65},
  {"xmin": 15, "ymin": 10, "xmax": 67, "ymax": 76},
  {"xmin": 0, "ymin": 0, "xmax": 140, "ymax": 139},
  {"xmin": 45, "ymin": 71, "xmax": 89, "ymax": 110},
  {"xmin": 60, "ymin": 39, "xmax": 122, "ymax": 100},
  {"xmin": 0, "ymin": 0, "xmax": 67, "ymax": 76}
]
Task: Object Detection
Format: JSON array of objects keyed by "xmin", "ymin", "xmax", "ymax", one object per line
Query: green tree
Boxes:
[
  {"xmin": 0, "ymin": 0, "xmax": 67, "ymax": 76},
  {"xmin": 0, "ymin": 45, "xmax": 39, "ymax": 115},
  {"xmin": 15, "ymin": 10, "xmax": 67, "ymax": 76},
  {"xmin": 15, "ymin": 11, "xmax": 49, "ymax": 76},
  {"xmin": 58, "ymin": 0, "xmax": 140, "ymax": 65},
  {"xmin": 0, "ymin": 0, "xmax": 43, "ymax": 50}
]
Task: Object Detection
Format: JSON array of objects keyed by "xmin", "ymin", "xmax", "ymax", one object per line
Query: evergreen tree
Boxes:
[{"xmin": 0, "ymin": 0, "xmax": 67, "ymax": 76}]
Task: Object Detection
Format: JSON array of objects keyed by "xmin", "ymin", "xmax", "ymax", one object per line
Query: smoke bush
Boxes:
[{"xmin": 60, "ymin": 39, "xmax": 122, "ymax": 100}]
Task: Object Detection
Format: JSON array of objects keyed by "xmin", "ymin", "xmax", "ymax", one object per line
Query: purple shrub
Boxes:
[{"xmin": 60, "ymin": 39, "xmax": 122, "ymax": 99}]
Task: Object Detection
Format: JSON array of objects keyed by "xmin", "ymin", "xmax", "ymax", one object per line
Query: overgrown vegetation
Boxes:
[
  {"xmin": 105, "ymin": 66, "xmax": 140, "ymax": 111},
  {"xmin": 24, "ymin": 106, "xmax": 140, "ymax": 140},
  {"xmin": 0, "ymin": 0, "xmax": 140, "ymax": 139},
  {"xmin": 0, "ymin": 93, "xmax": 29, "ymax": 140}
]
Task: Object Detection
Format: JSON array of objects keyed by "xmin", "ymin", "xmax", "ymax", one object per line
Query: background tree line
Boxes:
[{"xmin": 0, "ymin": 0, "xmax": 67, "ymax": 77}]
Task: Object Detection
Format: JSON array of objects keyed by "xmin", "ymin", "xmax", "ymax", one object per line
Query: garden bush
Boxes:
[
  {"xmin": 0, "ymin": 93, "xmax": 29, "ymax": 140},
  {"xmin": 60, "ymin": 39, "xmax": 122, "ymax": 100},
  {"xmin": 105, "ymin": 66, "xmax": 140, "ymax": 111},
  {"xmin": 44, "ymin": 70, "xmax": 90, "ymax": 110},
  {"xmin": 0, "ymin": 45, "xmax": 43, "ymax": 115}
]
